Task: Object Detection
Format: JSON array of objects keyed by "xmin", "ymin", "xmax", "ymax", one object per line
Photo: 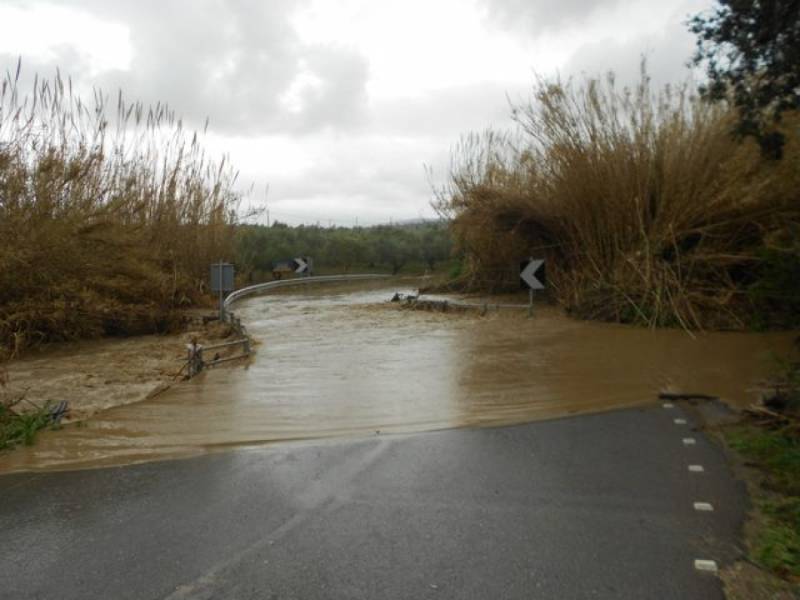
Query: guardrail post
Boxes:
[{"xmin": 186, "ymin": 340, "xmax": 204, "ymax": 377}]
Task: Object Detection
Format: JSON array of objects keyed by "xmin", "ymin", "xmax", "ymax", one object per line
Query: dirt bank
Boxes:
[{"xmin": 0, "ymin": 313, "xmax": 248, "ymax": 423}]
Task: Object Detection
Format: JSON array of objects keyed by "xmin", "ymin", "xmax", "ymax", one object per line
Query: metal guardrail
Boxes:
[
  {"xmin": 183, "ymin": 274, "xmax": 391, "ymax": 378},
  {"xmin": 186, "ymin": 336, "xmax": 251, "ymax": 377},
  {"xmin": 224, "ymin": 274, "xmax": 392, "ymax": 309}
]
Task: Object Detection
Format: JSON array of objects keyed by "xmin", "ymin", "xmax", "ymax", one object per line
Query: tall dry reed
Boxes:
[
  {"xmin": 435, "ymin": 72, "xmax": 800, "ymax": 329},
  {"xmin": 0, "ymin": 63, "xmax": 240, "ymax": 358}
]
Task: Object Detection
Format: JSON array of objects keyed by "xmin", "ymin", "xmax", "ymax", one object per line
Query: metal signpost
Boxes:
[
  {"xmin": 210, "ymin": 261, "xmax": 235, "ymax": 321},
  {"xmin": 520, "ymin": 258, "xmax": 545, "ymax": 316}
]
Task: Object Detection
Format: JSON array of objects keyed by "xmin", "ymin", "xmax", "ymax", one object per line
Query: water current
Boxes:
[{"xmin": 1, "ymin": 281, "xmax": 793, "ymax": 472}]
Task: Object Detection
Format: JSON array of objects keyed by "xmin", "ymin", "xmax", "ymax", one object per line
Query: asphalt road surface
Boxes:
[{"xmin": 0, "ymin": 404, "xmax": 746, "ymax": 599}]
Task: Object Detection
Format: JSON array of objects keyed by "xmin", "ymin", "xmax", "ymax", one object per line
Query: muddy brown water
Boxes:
[{"xmin": 1, "ymin": 281, "xmax": 795, "ymax": 472}]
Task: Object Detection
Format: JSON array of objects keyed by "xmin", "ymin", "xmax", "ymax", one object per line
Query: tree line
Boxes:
[{"xmin": 234, "ymin": 221, "xmax": 454, "ymax": 281}]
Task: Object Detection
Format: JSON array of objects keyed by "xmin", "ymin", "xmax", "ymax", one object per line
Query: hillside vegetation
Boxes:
[
  {"xmin": 435, "ymin": 74, "xmax": 800, "ymax": 330},
  {"xmin": 0, "ymin": 67, "xmax": 239, "ymax": 359}
]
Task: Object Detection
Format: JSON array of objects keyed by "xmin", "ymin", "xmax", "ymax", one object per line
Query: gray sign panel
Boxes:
[{"xmin": 210, "ymin": 263, "xmax": 235, "ymax": 292}]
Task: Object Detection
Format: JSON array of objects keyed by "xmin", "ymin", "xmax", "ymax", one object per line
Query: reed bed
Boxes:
[
  {"xmin": 435, "ymin": 73, "xmax": 800, "ymax": 329},
  {"xmin": 0, "ymin": 64, "xmax": 240, "ymax": 359}
]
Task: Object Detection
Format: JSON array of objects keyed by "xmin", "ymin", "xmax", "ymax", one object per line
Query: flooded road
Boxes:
[{"xmin": 1, "ymin": 281, "xmax": 795, "ymax": 472}]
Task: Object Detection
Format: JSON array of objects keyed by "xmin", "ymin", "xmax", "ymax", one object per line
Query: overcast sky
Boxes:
[{"xmin": 0, "ymin": 0, "xmax": 713, "ymax": 226}]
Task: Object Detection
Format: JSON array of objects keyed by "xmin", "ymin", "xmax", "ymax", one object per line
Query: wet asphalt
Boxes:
[{"xmin": 0, "ymin": 404, "xmax": 746, "ymax": 600}]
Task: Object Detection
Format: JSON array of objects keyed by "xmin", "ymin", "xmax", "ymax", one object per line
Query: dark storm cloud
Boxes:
[{"xmin": 2, "ymin": 0, "xmax": 370, "ymax": 136}]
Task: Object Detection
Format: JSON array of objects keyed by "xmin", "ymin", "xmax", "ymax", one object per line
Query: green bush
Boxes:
[{"xmin": 0, "ymin": 404, "xmax": 50, "ymax": 450}]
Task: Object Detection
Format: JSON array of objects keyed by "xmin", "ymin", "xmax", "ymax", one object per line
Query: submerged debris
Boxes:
[{"xmin": 390, "ymin": 293, "xmax": 472, "ymax": 314}]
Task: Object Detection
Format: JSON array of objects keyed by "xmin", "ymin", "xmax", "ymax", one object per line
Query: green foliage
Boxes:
[
  {"xmin": 755, "ymin": 497, "xmax": 800, "ymax": 577},
  {"xmin": 770, "ymin": 355, "xmax": 800, "ymax": 413},
  {"xmin": 748, "ymin": 241, "xmax": 800, "ymax": 329},
  {"xmin": 448, "ymin": 259, "xmax": 464, "ymax": 280},
  {"xmin": 726, "ymin": 425, "xmax": 800, "ymax": 495},
  {"xmin": 725, "ymin": 423, "xmax": 800, "ymax": 578},
  {"xmin": 689, "ymin": 0, "xmax": 800, "ymax": 159},
  {"xmin": 0, "ymin": 403, "xmax": 50, "ymax": 450},
  {"xmin": 235, "ymin": 221, "xmax": 453, "ymax": 280}
]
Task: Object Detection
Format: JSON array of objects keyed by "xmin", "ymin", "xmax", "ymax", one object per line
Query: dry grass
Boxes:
[
  {"xmin": 435, "ymin": 72, "xmax": 800, "ymax": 329},
  {"xmin": 0, "ymin": 63, "xmax": 240, "ymax": 359}
]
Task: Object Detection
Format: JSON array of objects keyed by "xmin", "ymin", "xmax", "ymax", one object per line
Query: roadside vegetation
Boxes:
[
  {"xmin": 234, "ymin": 221, "xmax": 454, "ymax": 281},
  {"xmin": 435, "ymin": 2, "xmax": 800, "ymax": 332},
  {"xmin": 0, "ymin": 64, "xmax": 239, "ymax": 361},
  {"xmin": 0, "ymin": 62, "xmax": 455, "ymax": 361},
  {"xmin": 434, "ymin": 74, "xmax": 799, "ymax": 330},
  {"xmin": 726, "ymin": 424, "xmax": 800, "ymax": 577},
  {"xmin": 0, "ymin": 403, "xmax": 49, "ymax": 450},
  {"xmin": 723, "ymin": 373, "xmax": 800, "ymax": 584},
  {"xmin": 707, "ymin": 344, "xmax": 800, "ymax": 597},
  {"xmin": 0, "ymin": 368, "xmax": 50, "ymax": 450}
]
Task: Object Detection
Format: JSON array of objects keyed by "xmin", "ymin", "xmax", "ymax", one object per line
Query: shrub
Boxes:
[
  {"xmin": 435, "ymin": 72, "xmax": 800, "ymax": 329},
  {"xmin": 0, "ymin": 64, "xmax": 240, "ymax": 358}
]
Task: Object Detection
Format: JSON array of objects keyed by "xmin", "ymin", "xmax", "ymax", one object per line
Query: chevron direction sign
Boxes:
[
  {"xmin": 293, "ymin": 257, "xmax": 309, "ymax": 274},
  {"xmin": 520, "ymin": 259, "xmax": 545, "ymax": 290}
]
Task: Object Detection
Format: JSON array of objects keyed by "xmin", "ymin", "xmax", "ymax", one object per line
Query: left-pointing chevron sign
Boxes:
[{"xmin": 520, "ymin": 259, "xmax": 545, "ymax": 290}]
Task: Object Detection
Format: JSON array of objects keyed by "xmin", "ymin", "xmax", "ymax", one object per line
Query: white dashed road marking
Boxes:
[
  {"xmin": 688, "ymin": 465, "xmax": 705, "ymax": 473},
  {"xmin": 674, "ymin": 418, "xmax": 687, "ymax": 425},
  {"xmin": 694, "ymin": 560, "xmax": 718, "ymax": 574},
  {"xmin": 682, "ymin": 438, "xmax": 696, "ymax": 445},
  {"xmin": 662, "ymin": 403, "xmax": 675, "ymax": 409},
  {"xmin": 693, "ymin": 502, "xmax": 714, "ymax": 512}
]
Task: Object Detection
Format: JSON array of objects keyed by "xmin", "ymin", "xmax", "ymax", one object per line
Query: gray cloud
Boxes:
[
  {"xmin": 2, "ymin": 0, "xmax": 370, "ymax": 136},
  {"xmin": 290, "ymin": 45, "xmax": 370, "ymax": 133},
  {"xmin": 370, "ymin": 81, "xmax": 524, "ymax": 137},
  {"xmin": 0, "ymin": 0, "xmax": 709, "ymax": 224},
  {"xmin": 560, "ymin": 19, "xmax": 700, "ymax": 90},
  {"xmin": 480, "ymin": 0, "xmax": 624, "ymax": 33}
]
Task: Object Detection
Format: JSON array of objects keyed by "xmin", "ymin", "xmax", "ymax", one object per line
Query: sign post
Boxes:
[
  {"xmin": 210, "ymin": 261, "xmax": 235, "ymax": 321},
  {"xmin": 520, "ymin": 258, "xmax": 545, "ymax": 317}
]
